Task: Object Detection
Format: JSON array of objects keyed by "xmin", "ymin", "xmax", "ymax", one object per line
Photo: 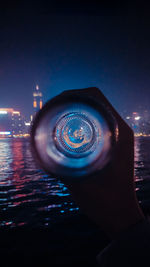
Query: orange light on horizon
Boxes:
[
  {"xmin": 13, "ymin": 111, "xmax": 20, "ymax": 115},
  {"xmin": 0, "ymin": 108, "xmax": 14, "ymax": 113}
]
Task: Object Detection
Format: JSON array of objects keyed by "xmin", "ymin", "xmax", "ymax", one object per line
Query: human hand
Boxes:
[{"xmin": 66, "ymin": 88, "xmax": 144, "ymax": 238}]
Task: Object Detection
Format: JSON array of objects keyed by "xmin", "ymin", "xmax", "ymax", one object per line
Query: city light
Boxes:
[
  {"xmin": 40, "ymin": 100, "xmax": 42, "ymax": 109},
  {"xmin": 33, "ymin": 101, "xmax": 37, "ymax": 108},
  {"xmin": 13, "ymin": 111, "xmax": 20, "ymax": 115},
  {"xmin": 0, "ymin": 131, "xmax": 11, "ymax": 135},
  {"xmin": 12, "ymin": 133, "xmax": 30, "ymax": 138},
  {"xmin": 0, "ymin": 108, "xmax": 14, "ymax": 113},
  {"xmin": 135, "ymin": 116, "xmax": 141, "ymax": 120},
  {"xmin": 33, "ymin": 92, "xmax": 42, "ymax": 97},
  {"xmin": 0, "ymin": 110, "xmax": 8, "ymax": 114},
  {"xmin": 0, "ymin": 85, "xmax": 43, "ymax": 138},
  {"xmin": 25, "ymin": 122, "xmax": 31, "ymax": 126}
]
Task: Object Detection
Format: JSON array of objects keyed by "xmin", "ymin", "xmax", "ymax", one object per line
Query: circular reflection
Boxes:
[
  {"xmin": 54, "ymin": 113, "xmax": 96, "ymax": 156},
  {"xmin": 33, "ymin": 98, "xmax": 115, "ymax": 179}
]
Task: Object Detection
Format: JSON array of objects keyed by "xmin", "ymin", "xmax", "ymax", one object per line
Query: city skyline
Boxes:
[
  {"xmin": 1, "ymin": 3, "xmax": 150, "ymax": 118},
  {"xmin": 1, "ymin": 82, "xmax": 150, "ymax": 121},
  {"xmin": 0, "ymin": 84, "xmax": 43, "ymax": 120},
  {"xmin": 1, "ymin": 82, "xmax": 150, "ymax": 137}
]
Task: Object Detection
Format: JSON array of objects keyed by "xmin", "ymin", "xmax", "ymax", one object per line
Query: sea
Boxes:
[
  {"xmin": 0, "ymin": 137, "xmax": 150, "ymax": 265},
  {"xmin": 0, "ymin": 137, "xmax": 79, "ymax": 228},
  {"xmin": 0, "ymin": 137, "xmax": 150, "ymax": 227}
]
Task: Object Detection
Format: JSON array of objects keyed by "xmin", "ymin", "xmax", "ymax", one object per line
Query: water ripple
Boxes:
[
  {"xmin": 0, "ymin": 138, "xmax": 76, "ymax": 228},
  {"xmin": 0, "ymin": 137, "xmax": 150, "ymax": 228}
]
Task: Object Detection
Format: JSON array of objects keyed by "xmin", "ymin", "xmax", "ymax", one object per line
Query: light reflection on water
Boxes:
[
  {"xmin": 0, "ymin": 137, "xmax": 150, "ymax": 228},
  {"xmin": 0, "ymin": 138, "xmax": 78, "ymax": 228},
  {"xmin": 134, "ymin": 137, "xmax": 150, "ymax": 212}
]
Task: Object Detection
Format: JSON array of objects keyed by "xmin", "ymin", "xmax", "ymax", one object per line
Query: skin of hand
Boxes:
[{"xmin": 66, "ymin": 88, "xmax": 145, "ymax": 239}]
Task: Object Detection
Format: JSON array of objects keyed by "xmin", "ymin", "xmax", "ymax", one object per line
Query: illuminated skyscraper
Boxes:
[
  {"xmin": 0, "ymin": 108, "xmax": 25, "ymax": 137},
  {"xmin": 33, "ymin": 85, "xmax": 43, "ymax": 113}
]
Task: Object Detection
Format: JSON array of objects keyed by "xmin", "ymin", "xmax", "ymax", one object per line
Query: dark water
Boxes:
[
  {"xmin": 0, "ymin": 137, "xmax": 150, "ymax": 229},
  {"xmin": 0, "ymin": 138, "xmax": 79, "ymax": 229},
  {"xmin": 135, "ymin": 137, "xmax": 150, "ymax": 214}
]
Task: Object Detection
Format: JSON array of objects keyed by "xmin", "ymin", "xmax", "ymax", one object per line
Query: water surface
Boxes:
[
  {"xmin": 0, "ymin": 138, "xmax": 78, "ymax": 228},
  {"xmin": 0, "ymin": 137, "xmax": 150, "ymax": 228}
]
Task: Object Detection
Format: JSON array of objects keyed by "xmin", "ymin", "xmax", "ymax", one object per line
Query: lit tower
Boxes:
[{"xmin": 33, "ymin": 85, "xmax": 43, "ymax": 113}]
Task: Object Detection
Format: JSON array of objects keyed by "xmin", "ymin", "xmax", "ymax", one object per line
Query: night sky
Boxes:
[{"xmin": 0, "ymin": 2, "xmax": 150, "ymax": 118}]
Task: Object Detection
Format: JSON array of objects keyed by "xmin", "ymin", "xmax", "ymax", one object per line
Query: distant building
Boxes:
[
  {"xmin": 0, "ymin": 108, "xmax": 25, "ymax": 137},
  {"xmin": 33, "ymin": 85, "xmax": 43, "ymax": 114},
  {"xmin": 12, "ymin": 111, "xmax": 25, "ymax": 135},
  {"xmin": 124, "ymin": 110, "xmax": 150, "ymax": 135},
  {"xmin": 131, "ymin": 112, "xmax": 141, "ymax": 134},
  {"xmin": 24, "ymin": 121, "xmax": 31, "ymax": 134}
]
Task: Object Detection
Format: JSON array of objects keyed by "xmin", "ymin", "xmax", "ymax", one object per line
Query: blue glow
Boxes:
[
  {"xmin": 0, "ymin": 111, "xmax": 7, "ymax": 114},
  {"xmin": 56, "ymin": 193, "xmax": 70, "ymax": 197},
  {"xmin": 65, "ymin": 120, "xmax": 85, "ymax": 144},
  {"xmin": 54, "ymin": 111, "xmax": 99, "ymax": 157},
  {"xmin": 62, "ymin": 114, "xmax": 93, "ymax": 151},
  {"xmin": 35, "ymin": 100, "xmax": 112, "ymax": 178},
  {"xmin": 0, "ymin": 131, "xmax": 11, "ymax": 135}
]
